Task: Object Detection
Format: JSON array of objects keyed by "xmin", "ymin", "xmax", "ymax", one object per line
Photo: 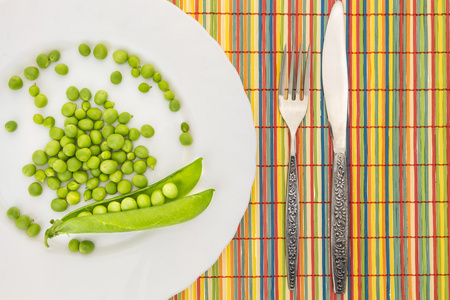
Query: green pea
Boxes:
[
  {"xmin": 99, "ymin": 173, "xmax": 108, "ymax": 182},
  {"xmin": 26, "ymin": 223, "xmax": 41, "ymax": 237},
  {"xmin": 57, "ymin": 151, "xmax": 68, "ymax": 161},
  {"xmin": 43, "ymin": 116, "xmax": 55, "ymax": 128},
  {"xmin": 107, "ymin": 201, "xmax": 121, "ymax": 212},
  {"xmin": 36, "ymin": 54, "xmax": 49, "ymax": 68},
  {"xmin": 92, "ymin": 187, "xmax": 106, "ymax": 201},
  {"xmin": 100, "ymin": 141, "xmax": 111, "ymax": 152},
  {"xmin": 134, "ymin": 145, "xmax": 149, "ymax": 159},
  {"xmin": 81, "ymin": 101, "xmax": 91, "ymax": 111},
  {"xmin": 62, "ymin": 143, "xmax": 75, "ymax": 157},
  {"xmin": 179, "ymin": 132, "xmax": 193, "ymax": 146},
  {"xmin": 6, "ymin": 207, "xmax": 20, "ymax": 219},
  {"xmin": 32, "ymin": 150, "xmax": 48, "ymax": 166},
  {"xmin": 57, "ymin": 186, "xmax": 69, "ymax": 198},
  {"xmin": 77, "ymin": 88, "xmax": 91, "ymax": 101},
  {"xmin": 49, "ymin": 127, "xmax": 64, "ymax": 140},
  {"xmin": 117, "ymin": 179, "xmax": 132, "ymax": 194},
  {"xmin": 4, "ymin": 121, "xmax": 17, "ymax": 132},
  {"xmin": 47, "ymin": 177, "xmax": 61, "ymax": 190},
  {"xmin": 48, "ymin": 49, "xmax": 61, "ymax": 62},
  {"xmin": 24, "ymin": 66, "xmax": 39, "ymax": 80},
  {"xmin": 105, "ymin": 181, "xmax": 117, "ymax": 195},
  {"xmin": 87, "ymin": 156, "xmax": 100, "ymax": 169},
  {"xmin": 79, "ymin": 240, "xmax": 95, "ymax": 254},
  {"xmin": 158, "ymin": 81, "xmax": 169, "ymax": 91},
  {"xmin": 151, "ymin": 190, "xmax": 165, "ymax": 206},
  {"xmin": 110, "ymin": 71, "xmax": 122, "ymax": 84},
  {"xmin": 45, "ymin": 168, "xmax": 55, "ymax": 177},
  {"xmin": 169, "ymin": 99, "xmax": 181, "ymax": 112},
  {"xmin": 78, "ymin": 44, "xmax": 91, "ymax": 56},
  {"xmin": 67, "ymin": 191, "xmax": 81, "ymax": 205},
  {"xmin": 88, "ymin": 130, "xmax": 102, "ymax": 145},
  {"xmin": 132, "ymin": 174, "xmax": 148, "ymax": 188},
  {"xmin": 75, "ymin": 148, "xmax": 91, "ymax": 162},
  {"xmin": 137, "ymin": 194, "xmax": 151, "ymax": 208},
  {"xmin": 121, "ymin": 197, "xmax": 137, "ymax": 211},
  {"xmin": 64, "ymin": 124, "xmax": 77, "ymax": 138},
  {"xmin": 113, "ymin": 50, "xmax": 128, "ymax": 64},
  {"xmin": 57, "ymin": 170, "xmax": 72, "ymax": 182},
  {"xmin": 29, "ymin": 84, "xmax": 40, "ymax": 97},
  {"xmin": 85, "ymin": 178, "xmax": 99, "ymax": 191},
  {"xmin": 74, "ymin": 108, "xmax": 86, "ymax": 120},
  {"xmin": 68, "ymin": 238, "xmax": 80, "ymax": 252},
  {"xmin": 103, "ymin": 100, "xmax": 115, "ymax": 109},
  {"xmin": 141, "ymin": 64, "xmax": 155, "ymax": 79},
  {"xmin": 94, "ymin": 120, "xmax": 103, "ymax": 130},
  {"xmin": 35, "ymin": 94, "xmax": 48, "ymax": 108},
  {"xmin": 121, "ymin": 160, "xmax": 134, "ymax": 175},
  {"xmin": 94, "ymin": 90, "xmax": 108, "ymax": 105},
  {"xmin": 100, "ymin": 150, "xmax": 112, "ymax": 160},
  {"xmin": 77, "ymin": 134, "xmax": 91, "ymax": 148},
  {"xmin": 128, "ymin": 55, "xmax": 140, "ymax": 68},
  {"xmin": 67, "ymin": 180, "xmax": 80, "ymax": 191},
  {"xmin": 8, "ymin": 75, "xmax": 23, "ymax": 90},
  {"xmin": 127, "ymin": 152, "xmax": 135, "ymax": 160},
  {"xmin": 34, "ymin": 169, "xmax": 46, "ymax": 183},
  {"xmin": 28, "ymin": 182, "xmax": 43, "ymax": 197},
  {"xmin": 90, "ymin": 168, "xmax": 101, "ymax": 177},
  {"xmin": 78, "ymin": 212, "xmax": 93, "ymax": 218},
  {"xmin": 138, "ymin": 82, "xmax": 151, "ymax": 93},
  {"xmin": 66, "ymin": 86, "xmax": 79, "ymax": 101},
  {"xmin": 93, "ymin": 43, "xmax": 108, "ymax": 59},
  {"xmin": 131, "ymin": 68, "xmax": 140, "ymax": 77},
  {"xmin": 140, "ymin": 124, "xmax": 154, "ymax": 138},
  {"xmin": 100, "ymin": 159, "xmax": 118, "ymax": 175},
  {"xmin": 111, "ymin": 151, "xmax": 126, "ymax": 164},
  {"xmin": 83, "ymin": 189, "xmax": 92, "ymax": 201},
  {"xmin": 55, "ymin": 63, "xmax": 69, "ymax": 75},
  {"xmin": 179, "ymin": 123, "xmax": 189, "ymax": 134},
  {"xmin": 85, "ymin": 108, "xmax": 101, "ymax": 122},
  {"xmin": 78, "ymin": 119, "xmax": 94, "ymax": 131},
  {"xmin": 73, "ymin": 170, "xmax": 88, "ymax": 184},
  {"xmin": 125, "ymin": 129, "xmax": 139, "ymax": 142},
  {"xmin": 116, "ymin": 112, "xmax": 132, "ymax": 125},
  {"xmin": 33, "ymin": 114, "xmax": 44, "ymax": 125},
  {"xmin": 164, "ymin": 90, "xmax": 175, "ymax": 100},
  {"xmin": 93, "ymin": 205, "xmax": 107, "ymax": 215},
  {"xmin": 153, "ymin": 72, "xmax": 161, "ymax": 82},
  {"xmin": 22, "ymin": 164, "xmax": 36, "ymax": 177},
  {"xmin": 103, "ymin": 108, "xmax": 118, "ymax": 124},
  {"xmin": 76, "ymin": 128, "xmax": 84, "ymax": 138},
  {"xmin": 44, "ymin": 140, "xmax": 61, "ymax": 156},
  {"xmin": 162, "ymin": 183, "xmax": 178, "ymax": 199},
  {"xmin": 52, "ymin": 159, "xmax": 67, "ymax": 173},
  {"xmin": 64, "ymin": 117, "xmax": 78, "ymax": 127},
  {"xmin": 65, "ymin": 158, "xmax": 80, "ymax": 173},
  {"xmin": 107, "ymin": 134, "xmax": 125, "ymax": 150},
  {"xmin": 134, "ymin": 160, "xmax": 147, "ymax": 174},
  {"xmin": 16, "ymin": 215, "xmax": 33, "ymax": 230},
  {"xmin": 122, "ymin": 139, "xmax": 133, "ymax": 153},
  {"xmin": 115, "ymin": 124, "xmax": 129, "ymax": 136},
  {"xmin": 109, "ymin": 170, "xmax": 123, "ymax": 183}
]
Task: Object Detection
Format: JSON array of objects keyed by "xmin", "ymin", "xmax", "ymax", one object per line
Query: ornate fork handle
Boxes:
[{"xmin": 330, "ymin": 151, "xmax": 349, "ymax": 294}]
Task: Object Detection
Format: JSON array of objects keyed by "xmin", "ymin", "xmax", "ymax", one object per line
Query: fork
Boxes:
[{"xmin": 278, "ymin": 44, "xmax": 311, "ymax": 290}]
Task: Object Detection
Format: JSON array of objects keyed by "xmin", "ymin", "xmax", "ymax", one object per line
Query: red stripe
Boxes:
[
  {"xmin": 194, "ymin": 0, "xmax": 199, "ymax": 21},
  {"xmin": 446, "ymin": 0, "xmax": 450, "ymax": 295}
]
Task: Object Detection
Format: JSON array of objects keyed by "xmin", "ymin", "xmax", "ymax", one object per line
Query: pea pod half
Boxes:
[{"xmin": 45, "ymin": 189, "xmax": 214, "ymax": 247}]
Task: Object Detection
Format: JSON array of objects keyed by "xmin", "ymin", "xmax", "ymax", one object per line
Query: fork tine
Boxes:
[
  {"xmin": 295, "ymin": 44, "xmax": 302, "ymax": 100},
  {"xmin": 288, "ymin": 44, "xmax": 295, "ymax": 99},
  {"xmin": 302, "ymin": 45, "xmax": 311, "ymax": 101},
  {"xmin": 278, "ymin": 45, "xmax": 287, "ymax": 99}
]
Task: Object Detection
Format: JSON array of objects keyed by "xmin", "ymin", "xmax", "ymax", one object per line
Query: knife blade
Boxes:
[{"xmin": 322, "ymin": 0, "xmax": 349, "ymax": 294}]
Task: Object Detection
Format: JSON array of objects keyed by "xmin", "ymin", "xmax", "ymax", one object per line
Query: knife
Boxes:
[{"xmin": 322, "ymin": 0, "xmax": 349, "ymax": 294}]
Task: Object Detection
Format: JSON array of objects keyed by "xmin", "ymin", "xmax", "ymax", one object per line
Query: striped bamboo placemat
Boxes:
[{"xmin": 169, "ymin": 0, "xmax": 450, "ymax": 299}]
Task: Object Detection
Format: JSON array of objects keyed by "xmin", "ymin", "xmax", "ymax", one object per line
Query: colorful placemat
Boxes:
[{"xmin": 169, "ymin": 0, "xmax": 449, "ymax": 299}]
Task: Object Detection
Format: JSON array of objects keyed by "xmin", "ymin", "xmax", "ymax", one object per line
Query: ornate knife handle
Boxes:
[
  {"xmin": 285, "ymin": 154, "xmax": 299, "ymax": 290},
  {"xmin": 330, "ymin": 151, "xmax": 349, "ymax": 294}
]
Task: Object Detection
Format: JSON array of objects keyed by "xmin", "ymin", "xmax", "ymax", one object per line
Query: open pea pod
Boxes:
[{"xmin": 45, "ymin": 189, "xmax": 214, "ymax": 247}]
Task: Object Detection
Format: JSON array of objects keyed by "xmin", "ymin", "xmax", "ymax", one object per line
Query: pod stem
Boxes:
[{"xmin": 44, "ymin": 219, "xmax": 63, "ymax": 247}]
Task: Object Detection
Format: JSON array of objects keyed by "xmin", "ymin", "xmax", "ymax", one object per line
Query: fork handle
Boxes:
[
  {"xmin": 286, "ymin": 153, "xmax": 299, "ymax": 290},
  {"xmin": 330, "ymin": 151, "xmax": 349, "ymax": 294}
]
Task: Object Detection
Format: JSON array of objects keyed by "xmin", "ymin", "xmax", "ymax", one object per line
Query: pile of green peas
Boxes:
[
  {"xmin": 6, "ymin": 207, "xmax": 41, "ymax": 237},
  {"xmin": 68, "ymin": 238, "xmax": 95, "ymax": 254},
  {"xmin": 22, "ymin": 87, "xmax": 159, "ymax": 213}
]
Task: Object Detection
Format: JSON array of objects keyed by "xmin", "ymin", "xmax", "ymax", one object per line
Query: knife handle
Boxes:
[
  {"xmin": 330, "ymin": 151, "xmax": 349, "ymax": 294},
  {"xmin": 286, "ymin": 154, "xmax": 299, "ymax": 290}
]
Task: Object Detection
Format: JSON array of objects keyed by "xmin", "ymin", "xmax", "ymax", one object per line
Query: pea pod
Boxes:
[{"xmin": 45, "ymin": 189, "xmax": 213, "ymax": 246}]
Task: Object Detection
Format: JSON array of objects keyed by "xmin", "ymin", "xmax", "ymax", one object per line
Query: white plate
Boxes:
[{"xmin": 0, "ymin": 0, "xmax": 256, "ymax": 299}]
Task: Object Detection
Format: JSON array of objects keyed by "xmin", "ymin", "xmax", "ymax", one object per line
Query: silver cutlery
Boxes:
[
  {"xmin": 278, "ymin": 44, "xmax": 311, "ymax": 290},
  {"xmin": 322, "ymin": 0, "xmax": 350, "ymax": 294}
]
